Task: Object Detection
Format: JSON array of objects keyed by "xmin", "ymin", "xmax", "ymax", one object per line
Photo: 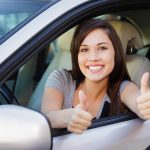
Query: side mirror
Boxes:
[{"xmin": 0, "ymin": 105, "xmax": 52, "ymax": 150}]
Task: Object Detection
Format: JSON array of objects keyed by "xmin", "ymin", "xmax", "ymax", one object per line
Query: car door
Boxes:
[
  {"xmin": 0, "ymin": 0, "xmax": 150, "ymax": 150},
  {"xmin": 53, "ymin": 117, "xmax": 150, "ymax": 150}
]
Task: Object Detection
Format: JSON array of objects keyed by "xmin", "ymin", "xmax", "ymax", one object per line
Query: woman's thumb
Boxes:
[
  {"xmin": 141, "ymin": 72, "xmax": 150, "ymax": 94},
  {"xmin": 78, "ymin": 90, "xmax": 88, "ymax": 111}
]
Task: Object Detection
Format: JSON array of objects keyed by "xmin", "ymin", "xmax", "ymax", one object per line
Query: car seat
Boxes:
[
  {"xmin": 28, "ymin": 28, "xmax": 73, "ymax": 110},
  {"xmin": 108, "ymin": 20, "xmax": 150, "ymax": 87},
  {"xmin": 28, "ymin": 20, "xmax": 150, "ymax": 111}
]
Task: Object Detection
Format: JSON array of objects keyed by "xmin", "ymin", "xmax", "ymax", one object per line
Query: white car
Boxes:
[{"xmin": 0, "ymin": 0, "xmax": 150, "ymax": 150}]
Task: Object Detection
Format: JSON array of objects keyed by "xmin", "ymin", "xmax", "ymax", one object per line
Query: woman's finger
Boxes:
[
  {"xmin": 69, "ymin": 120, "xmax": 88, "ymax": 131},
  {"xmin": 137, "ymin": 101, "xmax": 150, "ymax": 110},
  {"xmin": 71, "ymin": 115, "xmax": 91, "ymax": 126},
  {"xmin": 67, "ymin": 125, "xmax": 84, "ymax": 134},
  {"xmin": 142, "ymin": 114, "xmax": 150, "ymax": 120},
  {"xmin": 140, "ymin": 109, "xmax": 150, "ymax": 115}
]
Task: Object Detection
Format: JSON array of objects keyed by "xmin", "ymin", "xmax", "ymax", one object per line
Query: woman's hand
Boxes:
[
  {"xmin": 136, "ymin": 72, "xmax": 150, "ymax": 120},
  {"xmin": 67, "ymin": 90, "xmax": 93, "ymax": 134}
]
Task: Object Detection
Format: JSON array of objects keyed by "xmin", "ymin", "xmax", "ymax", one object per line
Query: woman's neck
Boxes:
[{"xmin": 80, "ymin": 77, "xmax": 108, "ymax": 102}]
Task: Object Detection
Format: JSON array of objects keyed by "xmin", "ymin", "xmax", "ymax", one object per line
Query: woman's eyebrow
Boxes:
[
  {"xmin": 80, "ymin": 44, "xmax": 88, "ymax": 46},
  {"xmin": 80, "ymin": 42, "xmax": 110, "ymax": 47},
  {"xmin": 97, "ymin": 42, "xmax": 109, "ymax": 45}
]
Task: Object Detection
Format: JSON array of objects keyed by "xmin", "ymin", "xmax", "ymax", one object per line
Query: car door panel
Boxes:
[{"xmin": 53, "ymin": 119, "xmax": 150, "ymax": 150}]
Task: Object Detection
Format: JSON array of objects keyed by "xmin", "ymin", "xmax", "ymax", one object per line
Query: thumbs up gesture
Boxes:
[
  {"xmin": 136, "ymin": 72, "xmax": 150, "ymax": 120},
  {"xmin": 67, "ymin": 90, "xmax": 93, "ymax": 134}
]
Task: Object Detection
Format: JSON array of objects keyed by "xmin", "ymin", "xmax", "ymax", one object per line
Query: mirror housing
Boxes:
[{"xmin": 0, "ymin": 105, "xmax": 52, "ymax": 150}]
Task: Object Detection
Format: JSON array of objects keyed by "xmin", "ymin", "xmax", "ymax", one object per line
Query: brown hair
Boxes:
[{"xmin": 70, "ymin": 19, "xmax": 131, "ymax": 115}]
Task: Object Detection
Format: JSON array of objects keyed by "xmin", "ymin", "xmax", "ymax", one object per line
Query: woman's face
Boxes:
[{"xmin": 78, "ymin": 28, "xmax": 115, "ymax": 82}]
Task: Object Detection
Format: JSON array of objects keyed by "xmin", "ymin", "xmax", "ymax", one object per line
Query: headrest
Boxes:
[
  {"xmin": 57, "ymin": 27, "xmax": 76, "ymax": 52},
  {"xmin": 108, "ymin": 20, "xmax": 144, "ymax": 54}
]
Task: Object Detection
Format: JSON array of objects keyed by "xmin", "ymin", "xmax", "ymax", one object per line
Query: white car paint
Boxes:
[
  {"xmin": 53, "ymin": 119, "xmax": 150, "ymax": 150},
  {"xmin": 0, "ymin": 105, "xmax": 51, "ymax": 150}
]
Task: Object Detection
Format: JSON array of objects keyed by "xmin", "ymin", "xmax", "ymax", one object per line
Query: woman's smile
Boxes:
[{"xmin": 86, "ymin": 64, "xmax": 104, "ymax": 73}]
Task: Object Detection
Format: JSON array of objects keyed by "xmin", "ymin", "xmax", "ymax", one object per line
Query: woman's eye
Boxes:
[
  {"xmin": 99, "ymin": 47, "xmax": 107, "ymax": 51},
  {"xmin": 80, "ymin": 48, "xmax": 88, "ymax": 52}
]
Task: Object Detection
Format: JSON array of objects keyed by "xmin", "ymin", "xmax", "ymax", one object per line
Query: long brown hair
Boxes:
[{"xmin": 70, "ymin": 19, "xmax": 131, "ymax": 115}]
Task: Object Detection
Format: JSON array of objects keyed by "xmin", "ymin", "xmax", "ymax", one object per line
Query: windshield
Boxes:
[{"xmin": 0, "ymin": 0, "xmax": 55, "ymax": 39}]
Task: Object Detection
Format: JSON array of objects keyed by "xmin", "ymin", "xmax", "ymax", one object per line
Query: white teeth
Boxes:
[{"xmin": 88, "ymin": 66, "xmax": 102, "ymax": 70}]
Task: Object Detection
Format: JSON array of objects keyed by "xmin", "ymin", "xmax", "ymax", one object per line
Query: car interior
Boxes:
[
  {"xmin": 1, "ymin": 9, "xmax": 150, "ymax": 135},
  {"xmin": 27, "ymin": 13, "xmax": 150, "ymax": 111}
]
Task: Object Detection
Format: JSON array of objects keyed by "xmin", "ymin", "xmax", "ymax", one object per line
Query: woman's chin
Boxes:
[{"xmin": 86, "ymin": 76, "xmax": 104, "ymax": 82}]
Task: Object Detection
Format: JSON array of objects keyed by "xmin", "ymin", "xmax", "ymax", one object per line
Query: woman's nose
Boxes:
[{"xmin": 88, "ymin": 50, "xmax": 100, "ymax": 61}]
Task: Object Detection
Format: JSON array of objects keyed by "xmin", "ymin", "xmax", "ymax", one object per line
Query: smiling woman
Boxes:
[
  {"xmin": 69, "ymin": 19, "xmax": 130, "ymax": 115},
  {"xmin": 41, "ymin": 19, "xmax": 150, "ymax": 135}
]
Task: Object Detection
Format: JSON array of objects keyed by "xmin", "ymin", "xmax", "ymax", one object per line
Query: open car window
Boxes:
[{"xmin": 0, "ymin": 1, "xmax": 150, "ymax": 139}]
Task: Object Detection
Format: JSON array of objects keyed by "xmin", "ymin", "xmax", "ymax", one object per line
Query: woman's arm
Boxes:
[
  {"xmin": 121, "ymin": 72, "xmax": 150, "ymax": 120},
  {"xmin": 41, "ymin": 88, "xmax": 92, "ymax": 134},
  {"xmin": 120, "ymin": 82, "xmax": 141, "ymax": 117},
  {"xmin": 41, "ymin": 88, "xmax": 74, "ymax": 128}
]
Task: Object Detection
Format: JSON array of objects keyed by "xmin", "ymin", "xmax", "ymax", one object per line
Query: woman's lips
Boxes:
[{"xmin": 87, "ymin": 65, "xmax": 104, "ymax": 73}]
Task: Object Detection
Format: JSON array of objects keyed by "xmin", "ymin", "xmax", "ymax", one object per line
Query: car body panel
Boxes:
[
  {"xmin": 0, "ymin": 105, "xmax": 51, "ymax": 150},
  {"xmin": 53, "ymin": 119, "xmax": 150, "ymax": 150}
]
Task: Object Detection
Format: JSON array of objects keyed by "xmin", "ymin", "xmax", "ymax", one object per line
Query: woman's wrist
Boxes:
[
  {"xmin": 45, "ymin": 108, "xmax": 75, "ymax": 128},
  {"xmin": 63, "ymin": 108, "xmax": 75, "ymax": 127}
]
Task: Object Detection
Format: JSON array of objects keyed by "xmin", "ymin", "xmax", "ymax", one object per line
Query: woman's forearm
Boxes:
[{"xmin": 44, "ymin": 108, "xmax": 74, "ymax": 128}]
